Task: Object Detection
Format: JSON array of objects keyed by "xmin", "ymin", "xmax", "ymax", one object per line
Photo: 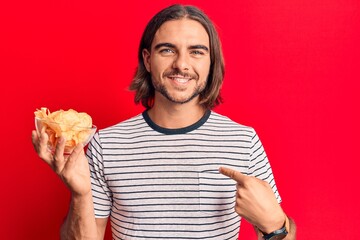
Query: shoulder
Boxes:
[
  {"xmin": 208, "ymin": 111, "xmax": 256, "ymax": 135},
  {"xmin": 88, "ymin": 113, "xmax": 148, "ymax": 152},
  {"xmin": 98, "ymin": 113, "xmax": 146, "ymax": 134}
]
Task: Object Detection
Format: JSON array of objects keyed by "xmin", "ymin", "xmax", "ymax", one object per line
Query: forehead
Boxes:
[{"xmin": 152, "ymin": 18, "xmax": 209, "ymax": 48}]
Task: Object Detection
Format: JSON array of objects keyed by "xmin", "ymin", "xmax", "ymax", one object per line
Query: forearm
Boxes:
[{"xmin": 60, "ymin": 192, "xmax": 99, "ymax": 240}]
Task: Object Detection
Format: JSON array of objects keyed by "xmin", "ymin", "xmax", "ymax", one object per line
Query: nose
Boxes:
[{"xmin": 172, "ymin": 52, "xmax": 190, "ymax": 71}]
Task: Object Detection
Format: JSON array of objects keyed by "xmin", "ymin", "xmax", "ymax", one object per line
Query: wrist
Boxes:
[
  {"xmin": 71, "ymin": 190, "xmax": 93, "ymax": 202},
  {"xmin": 257, "ymin": 214, "xmax": 287, "ymax": 234},
  {"xmin": 257, "ymin": 215, "xmax": 290, "ymax": 240}
]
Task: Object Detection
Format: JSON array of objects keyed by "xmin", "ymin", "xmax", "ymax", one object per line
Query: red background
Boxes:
[{"xmin": 1, "ymin": 0, "xmax": 359, "ymax": 239}]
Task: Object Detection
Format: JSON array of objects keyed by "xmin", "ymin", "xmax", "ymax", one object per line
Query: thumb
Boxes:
[
  {"xmin": 219, "ymin": 166, "xmax": 247, "ymax": 183},
  {"xmin": 65, "ymin": 143, "xmax": 84, "ymax": 167}
]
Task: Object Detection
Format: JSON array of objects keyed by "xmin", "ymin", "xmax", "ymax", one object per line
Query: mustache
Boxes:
[{"xmin": 163, "ymin": 70, "xmax": 198, "ymax": 80}]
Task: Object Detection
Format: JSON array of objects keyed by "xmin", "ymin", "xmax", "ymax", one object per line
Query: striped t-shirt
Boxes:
[{"xmin": 86, "ymin": 110, "xmax": 281, "ymax": 240}]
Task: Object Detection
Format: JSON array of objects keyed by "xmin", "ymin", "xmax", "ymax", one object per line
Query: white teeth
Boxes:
[{"xmin": 173, "ymin": 77, "xmax": 189, "ymax": 83}]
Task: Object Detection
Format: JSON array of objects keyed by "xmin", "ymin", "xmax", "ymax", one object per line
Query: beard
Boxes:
[
  {"xmin": 153, "ymin": 70, "xmax": 207, "ymax": 104},
  {"xmin": 155, "ymin": 83, "xmax": 205, "ymax": 104}
]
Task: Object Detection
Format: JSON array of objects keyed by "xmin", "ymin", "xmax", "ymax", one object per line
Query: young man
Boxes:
[{"xmin": 32, "ymin": 4, "xmax": 296, "ymax": 240}]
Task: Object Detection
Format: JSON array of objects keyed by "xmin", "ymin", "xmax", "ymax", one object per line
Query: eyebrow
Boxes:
[
  {"xmin": 154, "ymin": 42, "xmax": 176, "ymax": 50},
  {"xmin": 189, "ymin": 45, "xmax": 209, "ymax": 52},
  {"xmin": 154, "ymin": 42, "xmax": 209, "ymax": 52}
]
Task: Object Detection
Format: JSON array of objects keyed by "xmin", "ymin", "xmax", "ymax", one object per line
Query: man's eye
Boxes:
[
  {"xmin": 160, "ymin": 49, "xmax": 174, "ymax": 54},
  {"xmin": 191, "ymin": 50, "xmax": 204, "ymax": 55}
]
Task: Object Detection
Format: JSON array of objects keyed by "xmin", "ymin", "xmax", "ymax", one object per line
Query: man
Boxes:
[{"xmin": 32, "ymin": 4, "xmax": 296, "ymax": 240}]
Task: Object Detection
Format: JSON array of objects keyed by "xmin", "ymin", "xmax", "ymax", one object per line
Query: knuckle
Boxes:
[
  {"xmin": 38, "ymin": 149, "xmax": 49, "ymax": 160},
  {"xmin": 71, "ymin": 146, "xmax": 84, "ymax": 158},
  {"xmin": 263, "ymin": 181, "xmax": 271, "ymax": 188},
  {"xmin": 38, "ymin": 152, "xmax": 46, "ymax": 160},
  {"xmin": 235, "ymin": 205, "xmax": 242, "ymax": 216},
  {"xmin": 53, "ymin": 155, "xmax": 63, "ymax": 164},
  {"xmin": 245, "ymin": 176, "xmax": 256, "ymax": 185},
  {"xmin": 240, "ymin": 178, "xmax": 251, "ymax": 188},
  {"xmin": 72, "ymin": 147, "xmax": 81, "ymax": 155}
]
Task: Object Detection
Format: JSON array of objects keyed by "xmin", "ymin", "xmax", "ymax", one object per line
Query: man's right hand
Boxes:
[{"xmin": 31, "ymin": 129, "xmax": 92, "ymax": 197}]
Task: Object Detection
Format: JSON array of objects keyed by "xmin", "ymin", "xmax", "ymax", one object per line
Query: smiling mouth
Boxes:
[
  {"xmin": 171, "ymin": 77, "xmax": 190, "ymax": 83},
  {"xmin": 167, "ymin": 75, "xmax": 192, "ymax": 84}
]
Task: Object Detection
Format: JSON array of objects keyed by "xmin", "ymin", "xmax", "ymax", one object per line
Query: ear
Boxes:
[{"xmin": 142, "ymin": 49, "xmax": 151, "ymax": 72}]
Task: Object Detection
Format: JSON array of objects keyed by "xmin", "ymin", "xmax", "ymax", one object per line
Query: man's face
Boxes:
[{"xmin": 143, "ymin": 18, "xmax": 211, "ymax": 105}]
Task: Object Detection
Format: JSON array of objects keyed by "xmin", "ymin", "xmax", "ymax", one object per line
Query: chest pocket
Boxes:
[{"xmin": 198, "ymin": 170, "xmax": 237, "ymax": 214}]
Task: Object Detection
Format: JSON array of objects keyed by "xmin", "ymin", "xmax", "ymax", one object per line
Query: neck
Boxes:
[{"xmin": 148, "ymin": 96, "xmax": 207, "ymax": 129}]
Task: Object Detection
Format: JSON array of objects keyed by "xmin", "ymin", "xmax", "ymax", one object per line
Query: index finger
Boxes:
[{"xmin": 219, "ymin": 166, "xmax": 247, "ymax": 183}]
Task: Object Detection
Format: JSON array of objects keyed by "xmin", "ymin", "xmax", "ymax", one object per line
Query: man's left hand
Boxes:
[{"xmin": 219, "ymin": 166, "xmax": 286, "ymax": 234}]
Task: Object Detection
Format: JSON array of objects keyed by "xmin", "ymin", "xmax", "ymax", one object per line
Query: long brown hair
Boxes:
[{"xmin": 129, "ymin": 4, "xmax": 225, "ymax": 109}]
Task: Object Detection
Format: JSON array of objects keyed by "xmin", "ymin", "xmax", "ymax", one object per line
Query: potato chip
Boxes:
[{"xmin": 34, "ymin": 107, "xmax": 95, "ymax": 153}]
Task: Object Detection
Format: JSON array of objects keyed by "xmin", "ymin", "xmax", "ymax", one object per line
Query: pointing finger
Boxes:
[{"xmin": 219, "ymin": 166, "xmax": 247, "ymax": 183}]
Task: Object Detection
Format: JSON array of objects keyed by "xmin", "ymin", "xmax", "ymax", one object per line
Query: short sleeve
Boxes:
[
  {"xmin": 248, "ymin": 129, "xmax": 282, "ymax": 203},
  {"xmin": 86, "ymin": 132, "xmax": 113, "ymax": 218}
]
